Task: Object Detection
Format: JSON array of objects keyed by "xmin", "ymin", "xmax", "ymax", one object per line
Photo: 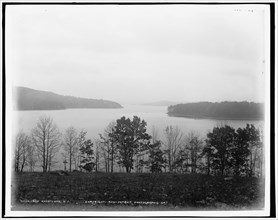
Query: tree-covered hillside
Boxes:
[
  {"xmin": 168, "ymin": 102, "xmax": 264, "ymax": 120},
  {"xmin": 14, "ymin": 87, "xmax": 123, "ymax": 110}
]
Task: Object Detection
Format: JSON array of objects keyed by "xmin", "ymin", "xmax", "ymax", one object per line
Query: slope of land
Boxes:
[
  {"xmin": 12, "ymin": 172, "xmax": 264, "ymax": 210},
  {"xmin": 14, "ymin": 87, "xmax": 123, "ymax": 110},
  {"xmin": 167, "ymin": 102, "xmax": 264, "ymax": 120}
]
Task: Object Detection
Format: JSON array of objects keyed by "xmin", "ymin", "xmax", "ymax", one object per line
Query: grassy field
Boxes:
[{"xmin": 11, "ymin": 172, "xmax": 264, "ymax": 211}]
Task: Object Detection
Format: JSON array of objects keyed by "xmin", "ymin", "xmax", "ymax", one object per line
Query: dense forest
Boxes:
[
  {"xmin": 14, "ymin": 87, "xmax": 123, "ymax": 110},
  {"xmin": 168, "ymin": 102, "xmax": 264, "ymax": 120}
]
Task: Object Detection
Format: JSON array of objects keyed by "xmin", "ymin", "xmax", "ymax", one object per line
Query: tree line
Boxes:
[
  {"xmin": 14, "ymin": 115, "xmax": 263, "ymax": 177},
  {"xmin": 168, "ymin": 101, "xmax": 264, "ymax": 120}
]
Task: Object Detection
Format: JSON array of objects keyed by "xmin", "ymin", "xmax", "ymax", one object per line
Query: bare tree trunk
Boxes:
[
  {"xmin": 107, "ymin": 146, "xmax": 110, "ymax": 173},
  {"xmin": 45, "ymin": 148, "xmax": 49, "ymax": 172},
  {"xmin": 250, "ymin": 153, "xmax": 253, "ymax": 176},
  {"xmin": 110, "ymin": 140, "xmax": 114, "ymax": 173},
  {"xmin": 20, "ymin": 155, "xmax": 26, "ymax": 172},
  {"xmin": 15, "ymin": 154, "xmax": 20, "ymax": 172},
  {"xmin": 69, "ymin": 152, "xmax": 72, "ymax": 172},
  {"xmin": 42, "ymin": 147, "xmax": 46, "ymax": 172}
]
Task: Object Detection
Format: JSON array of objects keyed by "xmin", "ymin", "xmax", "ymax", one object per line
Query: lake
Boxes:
[{"xmin": 13, "ymin": 104, "xmax": 264, "ymax": 140}]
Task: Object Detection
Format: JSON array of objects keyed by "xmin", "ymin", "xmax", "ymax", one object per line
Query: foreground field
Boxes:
[{"xmin": 12, "ymin": 172, "xmax": 264, "ymax": 211}]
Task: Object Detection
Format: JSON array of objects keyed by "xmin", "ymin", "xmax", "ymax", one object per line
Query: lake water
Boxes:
[{"xmin": 13, "ymin": 104, "xmax": 264, "ymax": 140}]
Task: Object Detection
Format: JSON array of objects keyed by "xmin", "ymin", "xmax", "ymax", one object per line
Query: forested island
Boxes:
[
  {"xmin": 168, "ymin": 102, "xmax": 264, "ymax": 120},
  {"xmin": 14, "ymin": 87, "xmax": 123, "ymax": 110}
]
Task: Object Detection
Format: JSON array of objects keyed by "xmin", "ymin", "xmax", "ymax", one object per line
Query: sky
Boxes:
[{"xmin": 6, "ymin": 4, "xmax": 267, "ymax": 104}]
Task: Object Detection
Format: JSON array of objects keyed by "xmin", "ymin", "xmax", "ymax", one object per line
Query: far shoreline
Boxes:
[
  {"xmin": 167, "ymin": 113, "xmax": 264, "ymax": 121},
  {"xmin": 13, "ymin": 106, "xmax": 124, "ymax": 111}
]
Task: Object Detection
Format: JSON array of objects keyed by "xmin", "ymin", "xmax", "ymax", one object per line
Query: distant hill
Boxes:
[
  {"xmin": 143, "ymin": 100, "xmax": 180, "ymax": 106},
  {"xmin": 167, "ymin": 102, "xmax": 264, "ymax": 120},
  {"xmin": 13, "ymin": 87, "xmax": 123, "ymax": 110}
]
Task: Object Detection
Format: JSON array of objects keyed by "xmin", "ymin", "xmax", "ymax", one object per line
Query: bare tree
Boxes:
[
  {"xmin": 99, "ymin": 121, "xmax": 116, "ymax": 173},
  {"xmin": 163, "ymin": 126, "xmax": 183, "ymax": 172},
  {"xmin": 14, "ymin": 132, "xmax": 30, "ymax": 172},
  {"xmin": 26, "ymin": 141, "xmax": 37, "ymax": 172},
  {"xmin": 94, "ymin": 139, "xmax": 101, "ymax": 172},
  {"xmin": 97, "ymin": 138, "xmax": 109, "ymax": 173},
  {"xmin": 63, "ymin": 126, "xmax": 78, "ymax": 172},
  {"xmin": 31, "ymin": 116, "xmax": 61, "ymax": 172},
  {"xmin": 184, "ymin": 132, "xmax": 203, "ymax": 173},
  {"xmin": 247, "ymin": 125, "xmax": 263, "ymax": 177}
]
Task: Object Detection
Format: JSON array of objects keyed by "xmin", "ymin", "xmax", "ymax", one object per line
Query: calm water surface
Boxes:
[{"xmin": 14, "ymin": 105, "xmax": 263, "ymax": 139}]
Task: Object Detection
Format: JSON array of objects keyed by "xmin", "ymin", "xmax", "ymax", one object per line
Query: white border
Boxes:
[{"xmin": 2, "ymin": 1, "xmax": 275, "ymax": 218}]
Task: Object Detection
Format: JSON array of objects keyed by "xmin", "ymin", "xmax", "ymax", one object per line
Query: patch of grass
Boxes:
[{"xmin": 12, "ymin": 172, "xmax": 264, "ymax": 210}]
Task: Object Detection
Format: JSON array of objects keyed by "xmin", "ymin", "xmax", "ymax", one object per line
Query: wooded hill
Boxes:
[
  {"xmin": 168, "ymin": 102, "xmax": 264, "ymax": 120},
  {"xmin": 14, "ymin": 87, "xmax": 122, "ymax": 110}
]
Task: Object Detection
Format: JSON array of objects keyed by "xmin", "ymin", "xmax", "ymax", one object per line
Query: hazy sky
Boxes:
[{"xmin": 6, "ymin": 4, "xmax": 267, "ymax": 104}]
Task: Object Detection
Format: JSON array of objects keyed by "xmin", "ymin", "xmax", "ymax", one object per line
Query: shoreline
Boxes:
[{"xmin": 167, "ymin": 113, "xmax": 264, "ymax": 121}]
